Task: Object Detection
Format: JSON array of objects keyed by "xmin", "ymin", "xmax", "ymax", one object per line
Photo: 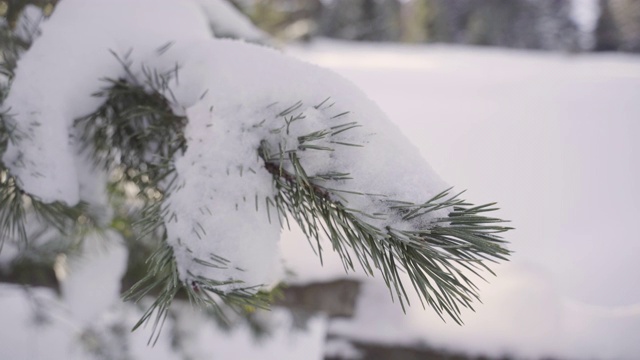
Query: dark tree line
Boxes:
[{"xmin": 235, "ymin": 0, "xmax": 640, "ymax": 53}]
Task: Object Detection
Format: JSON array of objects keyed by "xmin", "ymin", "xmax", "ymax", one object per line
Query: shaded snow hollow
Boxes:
[{"xmin": 2, "ymin": 0, "xmax": 448, "ymax": 291}]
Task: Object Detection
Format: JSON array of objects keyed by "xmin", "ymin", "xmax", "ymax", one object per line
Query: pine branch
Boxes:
[
  {"xmin": 74, "ymin": 52, "xmax": 187, "ymax": 188},
  {"xmin": 122, "ymin": 243, "xmax": 273, "ymax": 345},
  {"xmin": 0, "ymin": 11, "xmax": 34, "ymax": 86},
  {"xmin": 1, "ymin": 97, "xmax": 95, "ymax": 248},
  {"xmin": 1, "ymin": 97, "xmax": 91, "ymax": 252},
  {"xmin": 0, "ymin": 167, "xmax": 93, "ymax": 251},
  {"xmin": 2, "ymin": 30, "xmax": 512, "ymax": 339},
  {"xmin": 2, "ymin": 12, "xmax": 84, "ymax": 250},
  {"xmin": 259, "ymin": 103, "xmax": 512, "ymax": 324},
  {"xmin": 77, "ymin": 56, "xmax": 280, "ymax": 342}
]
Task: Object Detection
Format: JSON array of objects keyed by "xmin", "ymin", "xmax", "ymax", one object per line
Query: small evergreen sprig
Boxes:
[
  {"xmin": 122, "ymin": 244, "xmax": 272, "ymax": 345},
  {"xmin": 258, "ymin": 102, "xmax": 511, "ymax": 324},
  {"xmin": 75, "ymin": 50, "xmax": 187, "ymax": 188},
  {"xmin": 0, "ymin": 170, "xmax": 91, "ymax": 246}
]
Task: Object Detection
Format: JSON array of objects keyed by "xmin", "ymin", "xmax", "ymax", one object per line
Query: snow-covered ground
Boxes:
[
  {"xmin": 2, "ymin": 37, "xmax": 639, "ymax": 359},
  {"xmin": 284, "ymin": 40, "xmax": 640, "ymax": 360}
]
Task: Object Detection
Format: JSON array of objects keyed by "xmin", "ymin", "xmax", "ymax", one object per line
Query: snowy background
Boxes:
[{"xmin": 286, "ymin": 40, "xmax": 640, "ymax": 359}]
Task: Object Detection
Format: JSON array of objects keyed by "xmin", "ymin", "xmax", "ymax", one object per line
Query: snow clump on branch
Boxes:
[{"xmin": 2, "ymin": 0, "xmax": 451, "ymax": 292}]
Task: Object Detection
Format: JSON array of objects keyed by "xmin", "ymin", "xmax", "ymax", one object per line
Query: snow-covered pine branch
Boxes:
[{"xmin": 0, "ymin": 0, "xmax": 511, "ymax": 337}]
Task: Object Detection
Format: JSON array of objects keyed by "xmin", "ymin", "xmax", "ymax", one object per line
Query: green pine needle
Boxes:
[{"xmin": 258, "ymin": 102, "xmax": 512, "ymax": 324}]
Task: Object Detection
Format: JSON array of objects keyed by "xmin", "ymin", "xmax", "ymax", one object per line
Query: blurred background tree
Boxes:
[
  {"xmin": 595, "ymin": 0, "xmax": 640, "ymax": 52},
  {"xmin": 5, "ymin": 0, "xmax": 638, "ymax": 53},
  {"xmin": 231, "ymin": 0, "xmax": 639, "ymax": 53}
]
